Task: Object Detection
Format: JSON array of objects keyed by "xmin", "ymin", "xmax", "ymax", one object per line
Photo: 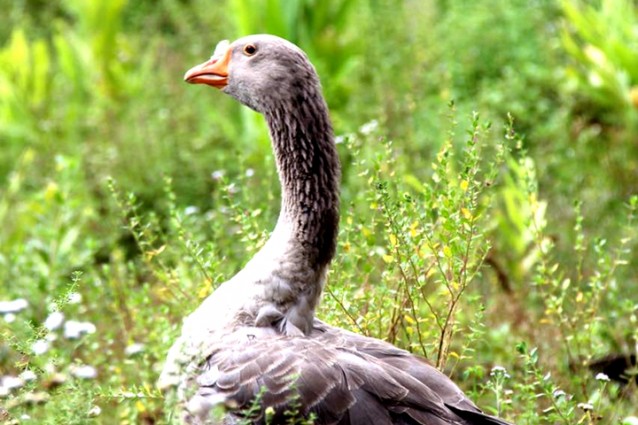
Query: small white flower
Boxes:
[
  {"xmin": 2, "ymin": 376, "xmax": 24, "ymax": 390},
  {"xmin": 88, "ymin": 405, "xmax": 102, "ymax": 417},
  {"xmin": 184, "ymin": 206, "xmax": 199, "ymax": 216},
  {"xmin": 0, "ymin": 386, "xmax": 9, "ymax": 398},
  {"xmin": 211, "ymin": 170, "xmax": 225, "ymax": 181},
  {"xmin": 124, "ymin": 343, "xmax": 145, "ymax": 357},
  {"xmin": 553, "ymin": 389, "xmax": 566, "ymax": 399},
  {"xmin": 0, "ymin": 298, "xmax": 29, "ymax": 314},
  {"xmin": 595, "ymin": 372, "xmax": 610, "ymax": 382},
  {"xmin": 71, "ymin": 365, "xmax": 97, "ymax": 379},
  {"xmin": 44, "ymin": 311, "xmax": 65, "ymax": 331},
  {"xmin": 20, "ymin": 414, "xmax": 31, "ymax": 420},
  {"xmin": 3, "ymin": 313, "xmax": 16, "ymax": 323},
  {"xmin": 31, "ymin": 339, "xmax": 50, "ymax": 355},
  {"xmin": 68, "ymin": 292, "xmax": 82, "ymax": 304},
  {"xmin": 359, "ymin": 119, "xmax": 379, "ymax": 135},
  {"xmin": 490, "ymin": 365, "xmax": 510, "ymax": 378},
  {"xmin": 19, "ymin": 370, "xmax": 37, "ymax": 382},
  {"xmin": 577, "ymin": 402, "xmax": 594, "ymax": 411},
  {"xmin": 64, "ymin": 320, "xmax": 96, "ymax": 339},
  {"xmin": 245, "ymin": 168, "xmax": 255, "ymax": 178},
  {"xmin": 335, "ymin": 135, "xmax": 346, "ymax": 144},
  {"xmin": 43, "ymin": 363, "xmax": 57, "ymax": 374},
  {"xmin": 227, "ymin": 183, "xmax": 238, "ymax": 194}
]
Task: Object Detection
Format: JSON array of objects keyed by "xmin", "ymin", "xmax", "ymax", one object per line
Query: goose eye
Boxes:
[{"xmin": 243, "ymin": 44, "xmax": 257, "ymax": 56}]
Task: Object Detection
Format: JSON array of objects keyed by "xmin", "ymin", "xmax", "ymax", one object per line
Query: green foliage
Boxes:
[
  {"xmin": 227, "ymin": 0, "xmax": 360, "ymax": 79},
  {"xmin": 0, "ymin": 151, "xmax": 96, "ymax": 295},
  {"xmin": 561, "ymin": 0, "xmax": 638, "ymax": 125},
  {"xmin": 369, "ymin": 110, "xmax": 502, "ymax": 369},
  {"xmin": 488, "ymin": 152, "xmax": 548, "ymax": 291},
  {"xmin": 1, "ymin": 0, "xmax": 638, "ymax": 424},
  {"xmin": 325, "ymin": 109, "xmax": 505, "ymax": 371}
]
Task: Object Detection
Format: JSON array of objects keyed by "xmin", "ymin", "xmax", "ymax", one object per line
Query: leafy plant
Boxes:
[
  {"xmin": 324, "ymin": 109, "xmax": 508, "ymax": 376},
  {"xmin": 561, "ymin": 0, "xmax": 638, "ymax": 126}
]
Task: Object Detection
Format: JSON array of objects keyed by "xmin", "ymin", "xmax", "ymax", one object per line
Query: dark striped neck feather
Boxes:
[{"xmin": 264, "ymin": 91, "xmax": 340, "ymax": 271}]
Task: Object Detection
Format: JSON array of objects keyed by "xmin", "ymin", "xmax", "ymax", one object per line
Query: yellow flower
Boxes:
[
  {"xmin": 44, "ymin": 181, "xmax": 59, "ymax": 201},
  {"xmin": 198, "ymin": 279, "xmax": 213, "ymax": 299},
  {"xmin": 442, "ymin": 246, "xmax": 452, "ymax": 258},
  {"xmin": 410, "ymin": 221, "xmax": 419, "ymax": 237}
]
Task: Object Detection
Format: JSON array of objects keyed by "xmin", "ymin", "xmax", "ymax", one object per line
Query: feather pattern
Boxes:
[{"xmin": 182, "ymin": 320, "xmax": 510, "ymax": 425}]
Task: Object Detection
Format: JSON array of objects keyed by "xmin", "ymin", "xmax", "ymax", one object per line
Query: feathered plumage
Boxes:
[{"xmin": 159, "ymin": 34, "xmax": 512, "ymax": 425}]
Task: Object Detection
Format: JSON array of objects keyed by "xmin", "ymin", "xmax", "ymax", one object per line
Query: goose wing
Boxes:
[{"xmin": 183, "ymin": 321, "xmax": 510, "ymax": 425}]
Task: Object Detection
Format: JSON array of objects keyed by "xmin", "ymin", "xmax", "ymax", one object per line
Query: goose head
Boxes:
[{"xmin": 184, "ymin": 34, "xmax": 321, "ymax": 114}]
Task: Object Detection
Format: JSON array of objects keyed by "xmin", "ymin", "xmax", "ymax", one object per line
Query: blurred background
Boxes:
[{"xmin": 0, "ymin": 0, "xmax": 637, "ymax": 423}]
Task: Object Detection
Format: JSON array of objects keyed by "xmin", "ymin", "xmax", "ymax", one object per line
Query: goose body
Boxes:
[{"xmin": 159, "ymin": 34, "xmax": 511, "ymax": 425}]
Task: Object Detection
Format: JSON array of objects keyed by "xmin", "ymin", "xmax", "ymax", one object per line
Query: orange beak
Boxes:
[{"xmin": 184, "ymin": 42, "xmax": 231, "ymax": 89}]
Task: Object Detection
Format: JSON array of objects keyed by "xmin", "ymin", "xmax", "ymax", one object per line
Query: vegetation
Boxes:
[{"xmin": 1, "ymin": 0, "xmax": 637, "ymax": 423}]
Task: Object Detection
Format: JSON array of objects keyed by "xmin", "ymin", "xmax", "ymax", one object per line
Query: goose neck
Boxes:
[{"xmin": 264, "ymin": 97, "xmax": 340, "ymax": 271}]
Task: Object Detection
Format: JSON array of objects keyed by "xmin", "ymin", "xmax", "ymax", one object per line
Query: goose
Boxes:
[{"xmin": 159, "ymin": 34, "xmax": 512, "ymax": 425}]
